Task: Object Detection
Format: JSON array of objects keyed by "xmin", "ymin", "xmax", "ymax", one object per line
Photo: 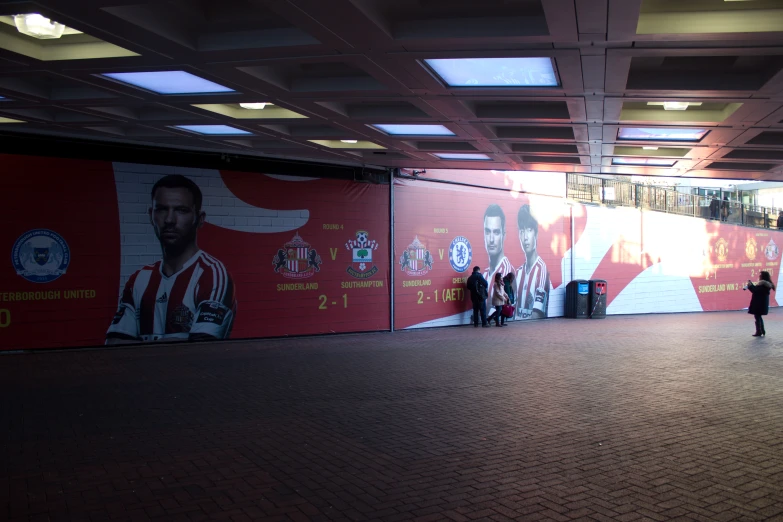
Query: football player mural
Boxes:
[
  {"xmin": 106, "ymin": 175, "xmax": 237, "ymax": 344},
  {"xmin": 0, "ymin": 155, "xmax": 390, "ymax": 350}
]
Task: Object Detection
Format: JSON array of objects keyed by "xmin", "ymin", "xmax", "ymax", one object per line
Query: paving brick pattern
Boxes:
[{"xmin": 3, "ymin": 311, "xmax": 783, "ymax": 521}]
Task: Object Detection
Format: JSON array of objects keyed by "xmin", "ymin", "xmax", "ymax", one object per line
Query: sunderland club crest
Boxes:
[
  {"xmin": 345, "ymin": 230, "xmax": 379, "ymax": 279},
  {"xmin": 765, "ymin": 239, "xmax": 779, "ymax": 261},
  {"xmin": 399, "ymin": 236, "xmax": 433, "ymax": 276},
  {"xmin": 273, "ymin": 233, "xmax": 322, "ymax": 279}
]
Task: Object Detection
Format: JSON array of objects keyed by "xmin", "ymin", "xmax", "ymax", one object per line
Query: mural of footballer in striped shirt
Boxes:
[
  {"xmin": 106, "ymin": 175, "xmax": 237, "ymax": 344},
  {"xmin": 482, "ymin": 204, "xmax": 516, "ymax": 310},
  {"xmin": 515, "ymin": 204, "xmax": 549, "ymax": 320}
]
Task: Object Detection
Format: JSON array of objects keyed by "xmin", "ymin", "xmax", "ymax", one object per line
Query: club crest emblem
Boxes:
[
  {"xmin": 273, "ymin": 233, "xmax": 322, "ymax": 279},
  {"xmin": 765, "ymin": 239, "xmax": 779, "ymax": 261},
  {"xmin": 11, "ymin": 229, "xmax": 70, "ymax": 283},
  {"xmin": 399, "ymin": 236, "xmax": 433, "ymax": 276},
  {"xmin": 746, "ymin": 237, "xmax": 758, "ymax": 262},
  {"xmin": 715, "ymin": 237, "xmax": 729, "ymax": 263},
  {"xmin": 345, "ymin": 230, "xmax": 379, "ymax": 279},
  {"xmin": 169, "ymin": 305, "xmax": 194, "ymax": 332},
  {"xmin": 448, "ymin": 236, "xmax": 472, "ymax": 273}
]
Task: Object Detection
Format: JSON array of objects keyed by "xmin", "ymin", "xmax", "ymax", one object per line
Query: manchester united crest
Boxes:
[
  {"xmin": 715, "ymin": 237, "xmax": 729, "ymax": 263},
  {"xmin": 345, "ymin": 230, "xmax": 379, "ymax": 279},
  {"xmin": 273, "ymin": 233, "xmax": 322, "ymax": 279},
  {"xmin": 399, "ymin": 236, "xmax": 433, "ymax": 276},
  {"xmin": 765, "ymin": 239, "xmax": 779, "ymax": 261},
  {"xmin": 746, "ymin": 237, "xmax": 758, "ymax": 261}
]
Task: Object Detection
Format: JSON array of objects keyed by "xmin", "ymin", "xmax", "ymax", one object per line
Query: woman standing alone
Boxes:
[{"xmin": 747, "ymin": 271, "xmax": 776, "ymax": 337}]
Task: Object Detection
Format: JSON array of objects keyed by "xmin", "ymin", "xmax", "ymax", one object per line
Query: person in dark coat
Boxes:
[
  {"xmin": 466, "ymin": 266, "xmax": 490, "ymax": 328},
  {"xmin": 746, "ymin": 270, "xmax": 776, "ymax": 337},
  {"xmin": 720, "ymin": 196, "xmax": 730, "ymax": 222},
  {"xmin": 709, "ymin": 197, "xmax": 720, "ymax": 220}
]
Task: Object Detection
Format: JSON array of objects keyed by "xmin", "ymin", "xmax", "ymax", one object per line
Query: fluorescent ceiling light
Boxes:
[
  {"xmin": 101, "ymin": 71, "xmax": 235, "ymax": 95},
  {"xmin": 370, "ymin": 124, "xmax": 455, "ymax": 136},
  {"xmin": 239, "ymin": 102, "xmax": 269, "ymax": 110},
  {"xmin": 618, "ymin": 127, "xmax": 709, "ymax": 142},
  {"xmin": 173, "ymin": 125, "xmax": 251, "ymax": 135},
  {"xmin": 13, "ymin": 13, "xmax": 72, "ymax": 39},
  {"xmin": 340, "ymin": 140, "xmax": 358, "ymax": 144},
  {"xmin": 643, "ymin": 146, "xmax": 659, "ymax": 150},
  {"xmin": 647, "ymin": 101, "xmax": 703, "ymax": 111},
  {"xmin": 424, "ymin": 57, "xmax": 558, "ymax": 87},
  {"xmin": 612, "ymin": 158, "xmax": 676, "ymax": 167},
  {"xmin": 433, "ymin": 153, "xmax": 491, "ymax": 161}
]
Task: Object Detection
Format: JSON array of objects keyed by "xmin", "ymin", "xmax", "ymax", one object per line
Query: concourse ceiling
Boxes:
[{"xmin": 0, "ymin": 0, "xmax": 782, "ymax": 180}]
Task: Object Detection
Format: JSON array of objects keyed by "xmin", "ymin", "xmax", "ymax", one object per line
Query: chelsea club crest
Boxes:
[
  {"xmin": 448, "ymin": 236, "xmax": 472, "ymax": 273},
  {"xmin": 11, "ymin": 229, "xmax": 70, "ymax": 283}
]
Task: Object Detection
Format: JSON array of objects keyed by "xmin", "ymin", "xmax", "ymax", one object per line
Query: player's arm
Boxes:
[
  {"xmin": 105, "ymin": 275, "xmax": 141, "ymax": 344},
  {"xmin": 531, "ymin": 267, "xmax": 550, "ymax": 319},
  {"xmin": 189, "ymin": 263, "xmax": 236, "ymax": 341}
]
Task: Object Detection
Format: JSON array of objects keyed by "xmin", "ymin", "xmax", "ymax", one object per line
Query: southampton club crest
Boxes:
[
  {"xmin": 399, "ymin": 236, "xmax": 433, "ymax": 276},
  {"xmin": 765, "ymin": 239, "xmax": 779, "ymax": 261},
  {"xmin": 448, "ymin": 236, "xmax": 472, "ymax": 273},
  {"xmin": 11, "ymin": 229, "xmax": 70, "ymax": 283},
  {"xmin": 345, "ymin": 230, "xmax": 379, "ymax": 279},
  {"xmin": 273, "ymin": 233, "xmax": 322, "ymax": 279}
]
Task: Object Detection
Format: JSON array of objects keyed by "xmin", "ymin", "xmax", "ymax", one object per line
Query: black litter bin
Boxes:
[
  {"xmin": 565, "ymin": 280, "xmax": 590, "ymax": 318},
  {"xmin": 588, "ymin": 280, "xmax": 607, "ymax": 318}
]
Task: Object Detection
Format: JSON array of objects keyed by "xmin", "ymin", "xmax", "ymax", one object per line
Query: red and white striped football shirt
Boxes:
[
  {"xmin": 106, "ymin": 251, "xmax": 236, "ymax": 342},
  {"xmin": 516, "ymin": 256, "xmax": 550, "ymax": 320},
  {"xmin": 483, "ymin": 256, "xmax": 516, "ymax": 307}
]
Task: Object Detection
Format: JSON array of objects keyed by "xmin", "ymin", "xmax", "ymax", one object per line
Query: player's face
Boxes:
[
  {"xmin": 520, "ymin": 226, "xmax": 537, "ymax": 255},
  {"xmin": 484, "ymin": 216, "xmax": 505, "ymax": 257},
  {"xmin": 150, "ymin": 187, "xmax": 204, "ymax": 250}
]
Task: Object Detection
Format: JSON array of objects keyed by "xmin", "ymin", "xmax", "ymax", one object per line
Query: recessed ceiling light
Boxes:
[
  {"xmin": 433, "ymin": 153, "xmax": 491, "ymax": 161},
  {"xmin": 239, "ymin": 102, "xmax": 269, "ymax": 110},
  {"xmin": 642, "ymin": 146, "xmax": 659, "ymax": 150},
  {"xmin": 618, "ymin": 127, "xmax": 708, "ymax": 142},
  {"xmin": 12, "ymin": 13, "xmax": 82, "ymax": 39},
  {"xmin": 647, "ymin": 102, "xmax": 703, "ymax": 111},
  {"xmin": 101, "ymin": 71, "xmax": 235, "ymax": 95},
  {"xmin": 612, "ymin": 158, "xmax": 676, "ymax": 167},
  {"xmin": 424, "ymin": 58, "xmax": 558, "ymax": 87},
  {"xmin": 173, "ymin": 125, "xmax": 251, "ymax": 135},
  {"xmin": 370, "ymin": 124, "xmax": 455, "ymax": 136},
  {"xmin": 340, "ymin": 140, "xmax": 358, "ymax": 144}
]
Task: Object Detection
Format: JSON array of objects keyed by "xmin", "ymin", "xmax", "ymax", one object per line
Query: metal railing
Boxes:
[{"xmin": 566, "ymin": 174, "xmax": 783, "ymax": 230}]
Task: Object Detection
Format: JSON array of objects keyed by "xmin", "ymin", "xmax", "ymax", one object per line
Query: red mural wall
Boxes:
[
  {"xmin": 393, "ymin": 178, "xmax": 570, "ymax": 329},
  {"xmin": 0, "ymin": 155, "xmax": 390, "ymax": 350},
  {"xmin": 2, "ymin": 154, "xmax": 780, "ymax": 351},
  {"xmin": 0, "ymin": 155, "xmax": 120, "ymax": 348}
]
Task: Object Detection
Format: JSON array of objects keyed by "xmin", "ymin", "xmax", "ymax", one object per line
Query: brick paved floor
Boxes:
[{"xmin": 3, "ymin": 311, "xmax": 783, "ymax": 522}]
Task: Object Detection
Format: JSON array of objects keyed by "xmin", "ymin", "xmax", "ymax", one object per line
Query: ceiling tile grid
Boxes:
[{"xmin": 0, "ymin": 0, "xmax": 782, "ymax": 179}]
